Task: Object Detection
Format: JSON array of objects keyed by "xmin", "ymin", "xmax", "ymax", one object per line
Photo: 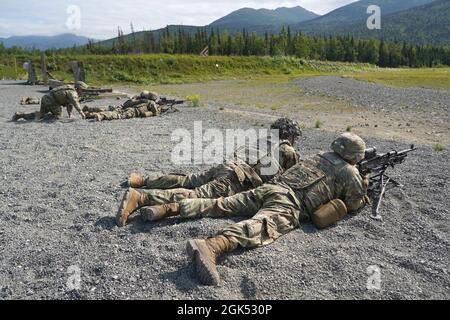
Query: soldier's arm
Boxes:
[
  {"xmin": 68, "ymin": 91, "xmax": 85, "ymax": 119},
  {"xmin": 278, "ymin": 144, "xmax": 300, "ymax": 171},
  {"xmin": 341, "ymin": 168, "xmax": 368, "ymax": 214}
]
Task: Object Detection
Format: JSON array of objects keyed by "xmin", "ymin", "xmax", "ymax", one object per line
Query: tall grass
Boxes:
[{"xmin": 0, "ymin": 53, "xmax": 375, "ymax": 85}]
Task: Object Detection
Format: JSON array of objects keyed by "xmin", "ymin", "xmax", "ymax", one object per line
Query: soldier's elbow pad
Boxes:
[{"xmin": 312, "ymin": 199, "xmax": 348, "ymax": 229}]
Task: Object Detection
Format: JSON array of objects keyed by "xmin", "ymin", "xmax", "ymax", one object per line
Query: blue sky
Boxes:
[{"xmin": 0, "ymin": 0, "xmax": 358, "ymax": 39}]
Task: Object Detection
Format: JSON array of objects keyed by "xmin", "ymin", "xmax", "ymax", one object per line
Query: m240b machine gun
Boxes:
[
  {"xmin": 158, "ymin": 97, "xmax": 185, "ymax": 115},
  {"xmin": 357, "ymin": 145, "xmax": 417, "ymax": 221}
]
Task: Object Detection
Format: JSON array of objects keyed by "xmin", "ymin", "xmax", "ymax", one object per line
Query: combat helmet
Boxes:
[
  {"xmin": 331, "ymin": 132, "xmax": 366, "ymax": 164},
  {"xmin": 140, "ymin": 91, "xmax": 159, "ymax": 101},
  {"xmin": 74, "ymin": 81, "xmax": 88, "ymax": 90},
  {"xmin": 271, "ymin": 117, "xmax": 302, "ymax": 140}
]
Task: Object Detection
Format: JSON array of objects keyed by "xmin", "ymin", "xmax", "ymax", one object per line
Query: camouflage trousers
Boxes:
[
  {"xmin": 144, "ymin": 163, "xmax": 238, "ymax": 189},
  {"xmin": 40, "ymin": 95, "xmax": 63, "ymax": 118},
  {"xmin": 97, "ymin": 108, "xmax": 139, "ymax": 121},
  {"xmin": 142, "ymin": 163, "xmax": 251, "ymax": 205},
  {"xmin": 178, "ymin": 184, "xmax": 309, "ymax": 249},
  {"xmin": 20, "ymin": 97, "xmax": 40, "ymax": 105},
  {"xmin": 143, "ymin": 175, "xmax": 250, "ymax": 206},
  {"xmin": 17, "ymin": 95, "xmax": 63, "ymax": 120}
]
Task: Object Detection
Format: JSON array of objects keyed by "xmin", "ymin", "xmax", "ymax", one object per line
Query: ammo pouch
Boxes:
[
  {"xmin": 230, "ymin": 160, "xmax": 264, "ymax": 189},
  {"xmin": 273, "ymin": 159, "xmax": 325, "ymax": 192},
  {"xmin": 312, "ymin": 199, "xmax": 347, "ymax": 229},
  {"xmin": 123, "ymin": 98, "xmax": 149, "ymax": 109},
  {"xmin": 137, "ymin": 105, "xmax": 149, "ymax": 117}
]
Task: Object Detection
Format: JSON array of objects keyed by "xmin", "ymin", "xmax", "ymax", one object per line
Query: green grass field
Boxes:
[
  {"xmin": 1, "ymin": 54, "xmax": 449, "ymax": 91},
  {"xmin": 0, "ymin": 54, "xmax": 374, "ymax": 85}
]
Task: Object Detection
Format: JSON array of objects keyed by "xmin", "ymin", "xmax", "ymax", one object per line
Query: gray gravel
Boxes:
[
  {"xmin": 0, "ymin": 80, "xmax": 449, "ymax": 300},
  {"xmin": 295, "ymin": 76, "xmax": 450, "ymax": 116}
]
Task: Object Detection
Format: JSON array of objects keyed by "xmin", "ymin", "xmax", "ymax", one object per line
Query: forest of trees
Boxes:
[{"xmin": 1, "ymin": 26, "xmax": 449, "ymax": 68}]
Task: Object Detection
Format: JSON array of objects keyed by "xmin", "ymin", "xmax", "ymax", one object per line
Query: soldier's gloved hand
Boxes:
[
  {"xmin": 363, "ymin": 195, "xmax": 372, "ymax": 206},
  {"xmin": 80, "ymin": 112, "xmax": 86, "ymax": 120},
  {"xmin": 362, "ymin": 174, "xmax": 370, "ymax": 189}
]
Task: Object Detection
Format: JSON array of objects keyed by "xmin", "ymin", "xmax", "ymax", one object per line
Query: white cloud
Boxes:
[{"xmin": 0, "ymin": 0, "xmax": 358, "ymax": 39}]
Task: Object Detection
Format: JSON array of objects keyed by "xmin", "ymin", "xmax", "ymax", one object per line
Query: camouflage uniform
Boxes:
[
  {"xmin": 141, "ymin": 140, "xmax": 300, "ymax": 205},
  {"xmin": 13, "ymin": 85, "xmax": 83, "ymax": 121},
  {"xmin": 93, "ymin": 99, "xmax": 161, "ymax": 121},
  {"xmin": 20, "ymin": 97, "xmax": 40, "ymax": 105},
  {"xmin": 176, "ymin": 152, "xmax": 367, "ymax": 249},
  {"xmin": 40, "ymin": 85, "xmax": 83, "ymax": 118}
]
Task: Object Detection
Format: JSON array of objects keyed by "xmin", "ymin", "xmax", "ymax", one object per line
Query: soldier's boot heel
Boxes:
[
  {"xmin": 128, "ymin": 172, "xmax": 146, "ymax": 188},
  {"xmin": 186, "ymin": 239, "xmax": 221, "ymax": 286},
  {"xmin": 141, "ymin": 203, "xmax": 180, "ymax": 222},
  {"xmin": 186, "ymin": 236, "xmax": 237, "ymax": 286},
  {"xmin": 12, "ymin": 112, "xmax": 24, "ymax": 121}
]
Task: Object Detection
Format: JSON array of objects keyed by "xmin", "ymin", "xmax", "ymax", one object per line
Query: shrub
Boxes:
[
  {"xmin": 433, "ymin": 144, "xmax": 445, "ymax": 152},
  {"xmin": 186, "ymin": 94, "xmax": 202, "ymax": 107}
]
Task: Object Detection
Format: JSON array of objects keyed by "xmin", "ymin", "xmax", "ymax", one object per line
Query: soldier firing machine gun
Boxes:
[{"xmin": 357, "ymin": 145, "xmax": 417, "ymax": 221}]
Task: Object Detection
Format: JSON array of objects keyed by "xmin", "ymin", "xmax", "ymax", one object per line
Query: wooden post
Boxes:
[
  {"xmin": 71, "ymin": 61, "xmax": 86, "ymax": 83},
  {"xmin": 27, "ymin": 61, "xmax": 37, "ymax": 85},
  {"xmin": 41, "ymin": 53, "xmax": 48, "ymax": 85},
  {"xmin": 13, "ymin": 56, "xmax": 17, "ymax": 80}
]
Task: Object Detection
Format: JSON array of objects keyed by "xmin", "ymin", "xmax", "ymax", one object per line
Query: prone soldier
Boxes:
[
  {"xmin": 116, "ymin": 118, "xmax": 302, "ymax": 227},
  {"xmin": 85, "ymin": 91, "xmax": 161, "ymax": 121},
  {"xmin": 116, "ymin": 132, "xmax": 370, "ymax": 285}
]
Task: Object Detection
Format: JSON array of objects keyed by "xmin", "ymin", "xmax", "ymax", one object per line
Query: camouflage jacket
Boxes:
[
  {"xmin": 47, "ymin": 85, "xmax": 83, "ymax": 115},
  {"xmin": 122, "ymin": 99, "xmax": 161, "ymax": 116},
  {"xmin": 231, "ymin": 139, "xmax": 300, "ymax": 188},
  {"xmin": 273, "ymin": 152, "xmax": 367, "ymax": 216}
]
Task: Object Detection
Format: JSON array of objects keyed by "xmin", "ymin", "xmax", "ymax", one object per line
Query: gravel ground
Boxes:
[
  {"xmin": 294, "ymin": 76, "xmax": 450, "ymax": 115},
  {"xmin": 0, "ymin": 80, "xmax": 448, "ymax": 300}
]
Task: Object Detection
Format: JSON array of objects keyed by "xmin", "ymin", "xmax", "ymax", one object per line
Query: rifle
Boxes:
[
  {"xmin": 159, "ymin": 97, "xmax": 185, "ymax": 106},
  {"xmin": 158, "ymin": 97, "xmax": 185, "ymax": 115},
  {"xmin": 357, "ymin": 145, "xmax": 417, "ymax": 221}
]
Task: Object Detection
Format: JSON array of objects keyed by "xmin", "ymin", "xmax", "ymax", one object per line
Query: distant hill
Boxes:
[
  {"xmin": 293, "ymin": 0, "xmax": 437, "ymax": 35},
  {"xmin": 210, "ymin": 6, "xmax": 319, "ymax": 33},
  {"xmin": 323, "ymin": 0, "xmax": 450, "ymax": 45},
  {"xmin": 0, "ymin": 33, "xmax": 90, "ymax": 50},
  {"xmin": 98, "ymin": 6, "xmax": 319, "ymax": 47}
]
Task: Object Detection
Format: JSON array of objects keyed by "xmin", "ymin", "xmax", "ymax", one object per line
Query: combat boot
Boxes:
[
  {"xmin": 186, "ymin": 235, "xmax": 238, "ymax": 286},
  {"xmin": 141, "ymin": 111, "xmax": 154, "ymax": 118},
  {"xmin": 141, "ymin": 203, "xmax": 180, "ymax": 222},
  {"xmin": 12, "ymin": 112, "xmax": 25, "ymax": 121},
  {"xmin": 128, "ymin": 172, "xmax": 146, "ymax": 188},
  {"xmin": 116, "ymin": 188, "xmax": 152, "ymax": 227}
]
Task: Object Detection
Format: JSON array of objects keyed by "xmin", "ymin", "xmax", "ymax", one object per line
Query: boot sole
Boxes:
[
  {"xmin": 116, "ymin": 188, "xmax": 134, "ymax": 227},
  {"xmin": 186, "ymin": 240, "xmax": 220, "ymax": 286},
  {"xmin": 140, "ymin": 207, "xmax": 157, "ymax": 222},
  {"xmin": 128, "ymin": 173, "xmax": 145, "ymax": 188}
]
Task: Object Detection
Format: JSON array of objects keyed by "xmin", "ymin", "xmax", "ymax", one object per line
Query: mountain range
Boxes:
[
  {"xmin": 0, "ymin": 33, "xmax": 90, "ymax": 50},
  {"xmin": 317, "ymin": 0, "xmax": 450, "ymax": 45},
  {"xmin": 292, "ymin": 0, "xmax": 437, "ymax": 35},
  {"xmin": 1, "ymin": 0, "xmax": 448, "ymax": 50},
  {"xmin": 209, "ymin": 6, "xmax": 319, "ymax": 34}
]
